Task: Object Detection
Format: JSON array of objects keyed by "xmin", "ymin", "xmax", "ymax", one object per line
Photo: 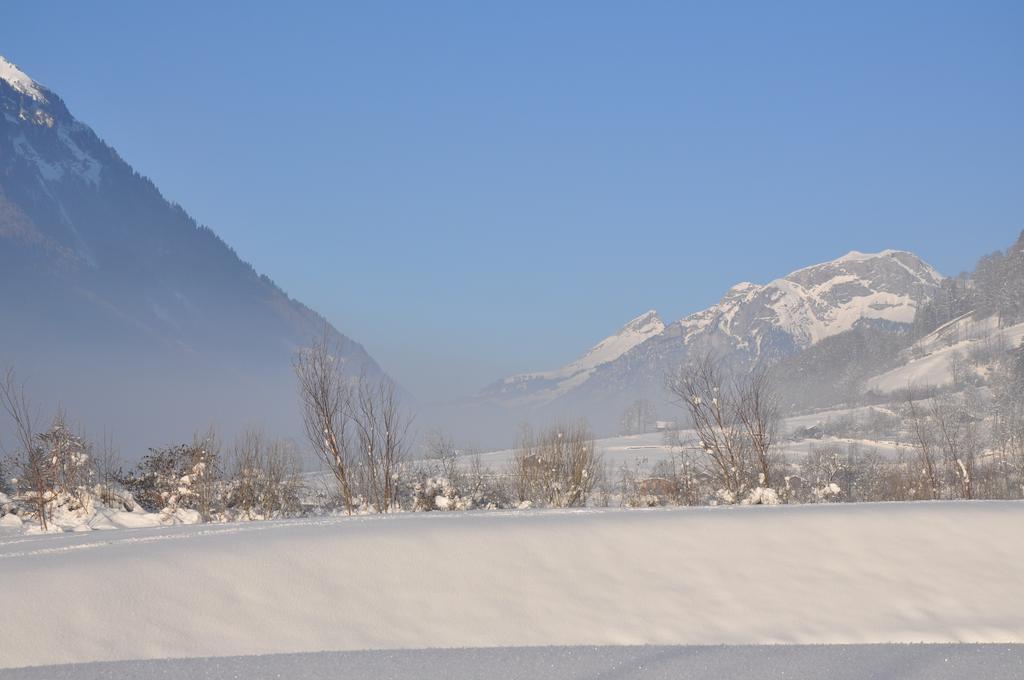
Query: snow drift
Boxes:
[{"xmin": 1, "ymin": 502, "xmax": 1023, "ymax": 669}]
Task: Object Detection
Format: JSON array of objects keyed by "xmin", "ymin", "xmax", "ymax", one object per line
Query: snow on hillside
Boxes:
[
  {"xmin": 867, "ymin": 316, "xmax": 1024, "ymax": 393},
  {"xmin": 676, "ymin": 249, "xmax": 942, "ymax": 351},
  {"xmin": 2, "ymin": 502, "xmax": 1023, "ymax": 670},
  {"xmin": 478, "ymin": 310, "xmax": 665, "ymax": 405},
  {"xmin": 472, "ymin": 413, "xmax": 908, "ymax": 472},
  {"xmin": 477, "ymin": 250, "xmax": 942, "ymax": 417}
]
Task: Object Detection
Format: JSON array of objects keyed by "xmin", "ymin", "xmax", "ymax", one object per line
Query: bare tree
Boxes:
[
  {"xmin": 92, "ymin": 431, "xmax": 125, "ymax": 507},
  {"xmin": 667, "ymin": 355, "xmax": 750, "ymax": 499},
  {"xmin": 930, "ymin": 394, "xmax": 978, "ymax": 500},
  {"xmin": 0, "ymin": 368, "xmax": 51, "ymax": 530},
  {"xmin": 620, "ymin": 398, "xmax": 658, "ymax": 435},
  {"xmin": 350, "ymin": 378, "xmax": 412, "ymax": 513},
  {"xmin": 735, "ymin": 366, "xmax": 779, "ymax": 489},
  {"xmin": 294, "ymin": 332, "xmax": 356, "ymax": 514},
  {"xmin": 424, "ymin": 429, "xmax": 462, "ymax": 485},
  {"xmin": 906, "ymin": 392, "xmax": 940, "ymax": 499}
]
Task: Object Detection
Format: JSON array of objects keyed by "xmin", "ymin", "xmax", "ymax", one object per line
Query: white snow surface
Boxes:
[
  {"xmin": 1, "ymin": 502, "xmax": 1023, "ymax": 670},
  {"xmin": 0, "ymin": 55, "xmax": 47, "ymax": 103},
  {"xmin": 472, "ymin": 408, "xmax": 910, "ymax": 471}
]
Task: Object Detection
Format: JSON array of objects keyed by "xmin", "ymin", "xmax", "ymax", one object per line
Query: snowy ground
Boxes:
[
  {"xmin": 867, "ymin": 317, "xmax": 1024, "ymax": 393},
  {"xmin": 2, "ymin": 502, "xmax": 1023, "ymax": 673},
  {"xmin": 472, "ymin": 420, "xmax": 907, "ymax": 472},
  {"xmin": 5, "ymin": 644, "xmax": 1023, "ymax": 680}
]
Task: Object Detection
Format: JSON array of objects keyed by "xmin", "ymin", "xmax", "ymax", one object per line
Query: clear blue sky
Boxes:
[{"xmin": 3, "ymin": 2, "xmax": 1023, "ymax": 400}]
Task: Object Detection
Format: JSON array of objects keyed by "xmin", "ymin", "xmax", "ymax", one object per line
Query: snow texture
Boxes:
[{"xmin": 1, "ymin": 502, "xmax": 1023, "ymax": 669}]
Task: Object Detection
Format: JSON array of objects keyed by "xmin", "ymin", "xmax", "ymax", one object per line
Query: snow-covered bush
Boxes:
[
  {"xmin": 407, "ymin": 447, "xmax": 510, "ymax": 512},
  {"xmin": 36, "ymin": 413, "xmax": 92, "ymax": 503},
  {"xmin": 121, "ymin": 434, "xmax": 222, "ymax": 520},
  {"xmin": 410, "ymin": 476, "xmax": 470, "ymax": 511},
  {"xmin": 742, "ymin": 486, "xmax": 781, "ymax": 505},
  {"xmin": 812, "ymin": 482, "xmax": 842, "ymax": 501}
]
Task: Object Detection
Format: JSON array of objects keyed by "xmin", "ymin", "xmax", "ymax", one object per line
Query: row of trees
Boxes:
[
  {"xmin": 4, "ymin": 325, "xmax": 1021, "ymax": 529},
  {"xmin": 294, "ymin": 336, "xmax": 607, "ymax": 512}
]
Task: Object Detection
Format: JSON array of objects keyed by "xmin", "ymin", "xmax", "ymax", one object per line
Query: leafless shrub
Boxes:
[
  {"xmin": 511, "ymin": 421, "xmax": 601, "ymax": 507},
  {"xmin": 227, "ymin": 428, "xmax": 302, "ymax": 519},
  {"xmin": 0, "ymin": 368, "xmax": 51, "ymax": 530},
  {"xmin": 91, "ymin": 432, "xmax": 126, "ymax": 508}
]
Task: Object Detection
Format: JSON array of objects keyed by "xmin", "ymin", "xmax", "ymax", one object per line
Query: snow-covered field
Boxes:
[
  {"xmin": 473, "ymin": 411, "xmax": 908, "ymax": 472},
  {"xmin": 2, "ymin": 502, "xmax": 1023, "ymax": 676}
]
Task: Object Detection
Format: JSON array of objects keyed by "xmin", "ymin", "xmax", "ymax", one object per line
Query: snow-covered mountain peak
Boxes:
[
  {"xmin": 725, "ymin": 249, "xmax": 944, "ymax": 348},
  {"xmin": 621, "ymin": 310, "xmax": 664, "ymax": 334},
  {"xmin": 788, "ymin": 249, "xmax": 943, "ymax": 289},
  {"xmin": 837, "ymin": 249, "xmax": 895, "ymax": 262},
  {"xmin": 477, "ymin": 249, "xmax": 942, "ymax": 415},
  {"xmin": 2, "ymin": 57, "xmax": 105, "ymax": 188},
  {"xmin": 478, "ymin": 310, "xmax": 665, "ymax": 405},
  {"xmin": 574, "ymin": 310, "xmax": 665, "ymax": 370},
  {"xmin": 0, "ymin": 55, "xmax": 47, "ymax": 103}
]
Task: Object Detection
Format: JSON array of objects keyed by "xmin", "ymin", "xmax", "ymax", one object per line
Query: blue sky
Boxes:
[{"xmin": 3, "ymin": 2, "xmax": 1023, "ymax": 399}]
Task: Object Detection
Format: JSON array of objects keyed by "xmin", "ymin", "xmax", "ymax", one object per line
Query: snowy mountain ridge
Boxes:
[
  {"xmin": 476, "ymin": 249, "xmax": 942, "ymax": 426},
  {"xmin": 685, "ymin": 249, "xmax": 943, "ymax": 351},
  {"xmin": 479, "ymin": 310, "xmax": 665, "ymax": 406},
  {"xmin": 0, "ymin": 55, "xmax": 47, "ymax": 103}
]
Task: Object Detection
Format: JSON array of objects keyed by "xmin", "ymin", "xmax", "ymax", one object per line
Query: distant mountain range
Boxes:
[
  {"xmin": 3, "ymin": 54, "xmax": 1017, "ymax": 452},
  {"xmin": 0, "ymin": 55, "xmax": 387, "ymax": 454},
  {"xmin": 474, "ymin": 249, "xmax": 944, "ymax": 431}
]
